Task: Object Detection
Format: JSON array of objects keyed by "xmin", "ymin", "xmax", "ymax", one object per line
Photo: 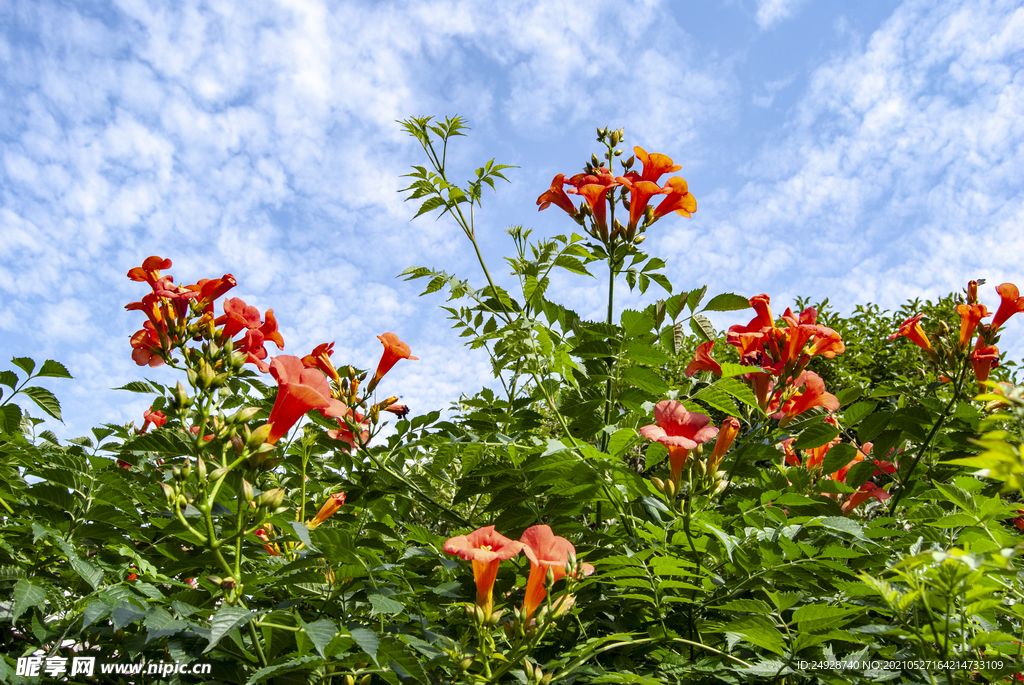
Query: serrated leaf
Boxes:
[
  {"xmin": 11, "ymin": 580, "xmax": 46, "ymax": 622},
  {"xmin": 702, "ymin": 293, "xmax": 751, "ymax": 312},
  {"xmin": 844, "ymin": 460, "xmax": 876, "ymax": 490},
  {"xmin": 20, "ymin": 386, "xmax": 62, "ymax": 421},
  {"xmin": 53, "ymin": 539, "xmax": 103, "ymax": 589},
  {"xmin": 37, "ymin": 360, "xmax": 72, "ymax": 379},
  {"xmin": 719, "ymin": 363, "xmax": 764, "ymax": 379},
  {"xmin": 686, "ymin": 286, "xmax": 707, "ymax": 312},
  {"xmin": 934, "ymin": 482, "xmax": 976, "ymax": 513},
  {"xmin": 821, "ymin": 443, "xmax": 859, "ymax": 474},
  {"xmin": 348, "ymin": 625, "xmax": 379, "ymax": 664},
  {"xmin": 714, "ymin": 599, "xmax": 773, "ymax": 614},
  {"xmin": 620, "ymin": 367, "xmax": 668, "ymax": 395},
  {"xmin": 289, "ymin": 521, "xmax": 319, "ymax": 553},
  {"xmin": 299, "ymin": 617, "xmax": 337, "ymax": 657},
  {"xmin": 793, "ymin": 422, "xmax": 841, "ymax": 450},
  {"xmin": 367, "ymin": 592, "xmax": 404, "ymax": 616},
  {"xmin": 245, "ymin": 656, "xmax": 323, "ymax": 685},
  {"xmin": 82, "ymin": 600, "xmax": 112, "ymax": 629},
  {"xmin": 1, "ymin": 405, "xmax": 22, "ymax": 434},
  {"xmin": 607, "ymin": 428, "xmax": 637, "ymax": 456},
  {"xmin": 10, "ymin": 357, "xmax": 34, "ymax": 376},
  {"xmin": 690, "ymin": 386, "xmax": 739, "ymax": 416},
  {"xmin": 620, "ymin": 310, "xmax": 654, "ymax": 338},
  {"xmin": 113, "ymin": 380, "xmax": 161, "ymax": 394},
  {"xmin": 622, "ymin": 343, "xmax": 671, "ymax": 366},
  {"xmin": 111, "ymin": 603, "xmax": 147, "ymax": 631},
  {"xmin": 0, "ymin": 370, "xmax": 18, "ymax": 389},
  {"xmin": 817, "ymin": 516, "xmax": 870, "ymax": 543},
  {"xmin": 204, "ymin": 605, "xmax": 256, "ymax": 654},
  {"xmin": 843, "ymin": 401, "xmax": 877, "ymax": 427},
  {"xmin": 689, "ymin": 314, "xmax": 715, "ymax": 341}
]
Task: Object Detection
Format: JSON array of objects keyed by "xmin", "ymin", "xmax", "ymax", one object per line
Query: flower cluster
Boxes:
[
  {"xmin": 686, "ymin": 294, "xmax": 845, "ymax": 425},
  {"xmin": 780, "ymin": 416, "xmax": 896, "ymax": 514},
  {"xmin": 890, "ymin": 281, "xmax": 1022, "ymax": 385},
  {"xmin": 126, "ymin": 256, "xmax": 417, "ymax": 451},
  {"xmin": 537, "ymin": 140, "xmax": 696, "ymax": 246},
  {"xmin": 443, "ymin": 524, "xmax": 594, "ymax": 627},
  {"xmin": 638, "ymin": 400, "xmax": 739, "ymax": 498}
]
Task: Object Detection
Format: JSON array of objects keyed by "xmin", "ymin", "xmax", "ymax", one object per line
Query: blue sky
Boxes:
[{"xmin": 2, "ymin": 0, "xmax": 1022, "ymax": 440}]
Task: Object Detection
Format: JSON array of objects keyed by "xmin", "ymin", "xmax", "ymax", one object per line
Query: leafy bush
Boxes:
[{"xmin": 1, "ymin": 118, "xmax": 1022, "ymax": 685}]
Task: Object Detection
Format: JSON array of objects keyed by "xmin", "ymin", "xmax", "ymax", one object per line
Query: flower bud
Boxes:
[
  {"xmin": 208, "ymin": 466, "xmax": 229, "ymax": 481},
  {"xmin": 487, "ymin": 609, "xmax": 505, "ymax": 626},
  {"xmin": 591, "ymin": 153, "xmax": 600, "ymax": 167},
  {"xmin": 344, "ymin": 676, "xmax": 355, "ymax": 685},
  {"xmin": 241, "ymin": 478, "xmax": 254, "ymax": 503},
  {"xmin": 180, "ymin": 461, "xmax": 191, "ymax": 479},
  {"xmin": 595, "ymin": 126, "xmax": 604, "ymax": 141},
  {"xmin": 545, "ymin": 565, "xmax": 555, "ymax": 587},
  {"xmin": 160, "ymin": 482, "xmax": 175, "ymax": 503},
  {"xmin": 171, "ymin": 465, "xmax": 183, "ymax": 480},
  {"xmin": 196, "ymin": 457, "xmax": 207, "ymax": 480},
  {"xmin": 968, "ymin": 279, "xmax": 978, "ymax": 304},
  {"xmin": 539, "ymin": 673, "xmax": 552, "ymax": 685},
  {"xmin": 221, "ymin": 576, "xmax": 236, "ymax": 590},
  {"xmin": 624, "ymin": 155, "xmax": 635, "ymax": 169},
  {"xmin": 257, "ymin": 488, "xmax": 286, "ymax": 510},
  {"xmin": 197, "ymin": 360, "xmax": 217, "ymax": 389},
  {"xmin": 663, "ymin": 478, "xmax": 677, "ymax": 499},
  {"xmin": 174, "ymin": 381, "xmax": 192, "ymax": 409},
  {"xmin": 651, "ymin": 477, "xmax": 665, "ymax": 493},
  {"xmin": 358, "ymin": 676, "xmax": 371, "ymax": 685},
  {"xmin": 208, "ymin": 341, "xmax": 221, "ymax": 358},
  {"xmin": 230, "ymin": 407, "xmax": 260, "ymax": 425},
  {"xmin": 206, "ymin": 575, "xmax": 223, "ymax": 586},
  {"xmin": 458, "ymin": 657, "xmax": 474, "ymax": 672},
  {"xmin": 609, "ymin": 130, "xmax": 620, "ymax": 147},
  {"xmin": 247, "ymin": 423, "xmax": 272, "ymax": 450},
  {"xmin": 186, "ymin": 368, "xmax": 199, "ymax": 389},
  {"xmin": 231, "ymin": 434, "xmax": 245, "ymax": 455},
  {"xmin": 523, "ymin": 661, "xmax": 536, "ymax": 681},
  {"xmin": 175, "ymin": 494, "xmax": 189, "ymax": 510},
  {"xmin": 709, "ymin": 417, "xmax": 741, "ymax": 473},
  {"xmin": 633, "ymin": 234, "xmax": 646, "ymax": 245}
]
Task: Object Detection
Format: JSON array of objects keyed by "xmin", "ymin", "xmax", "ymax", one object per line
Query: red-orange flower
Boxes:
[
  {"xmin": 970, "ymin": 344, "xmax": 1000, "ymax": 383},
  {"xmin": 616, "ymin": 173, "xmax": 664, "ymax": 232},
  {"xmin": 640, "ymin": 401, "xmax": 719, "ymax": 484},
  {"xmin": 771, "ymin": 371, "xmax": 840, "ymax": 425},
  {"xmin": 841, "ymin": 482, "xmax": 889, "ymax": 515},
  {"xmin": 371, "ymin": 333, "xmax": 418, "ymax": 386},
  {"xmin": 708, "ymin": 417, "xmax": 740, "ymax": 472},
  {"xmin": 444, "ymin": 526, "xmax": 525, "ymax": 617},
  {"xmin": 130, "ymin": 321, "xmax": 165, "ymax": 367},
  {"xmin": 956, "ymin": 303, "xmax": 990, "ymax": 349},
  {"xmin": 189, "ymin": 274, "xmax": 237, "ymax": 313},
  {"xmin": 139, "ymin": 407, "xmax": 167, "ymax": 434},
  {"xmin": 127, "ymin": 256, "xmax": 173, "ymax": 286},
  {"xmin": 302, "ymin": 342, "xmax": 340, "ymax": 383},
  {"xmin": 632, "ymin": 147, "xmax": 682, "ymax": 184},
  {"xmin": 307, "ymin": 492, "xmax": 346, "ymax": 530},
  {"xmin": 519, "ymin": 525, "xmax": 594, "ymax": 622},
  {"xmin": 991, "ymin": 283, "xmax": 1024, "ymax": 332},
  {"xmin": 888, "ymin": 313, "xmax": 934, "ymax": 355},
  {"xmin": 266, "ymin": 356, "xmax": 333, "ymax": 445},
  {"xmin": 684, "ymin": 341, "xmax": 722, "ymax": 377},
  {"xmin": 651, "ymin": 176, "xmax": 697, "ymax": 220},
  {"xmin": 566, "ymin": 168, "xmax": 619, "ymax": 235},
  {"xmin": 536, "ymin": 174, "xmax": 578, "ymax": 218},
  {"xmin": 747, "ymin": 294, "xmax": 774, "ymax": 330},
  {"xmin": 327, "ymin": 407, "xmax": 370, "ymax": 451}
]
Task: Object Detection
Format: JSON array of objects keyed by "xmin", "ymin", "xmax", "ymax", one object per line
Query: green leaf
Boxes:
[
  {"xmin": 348, "ymin": 625, "xmax": 379, "ymax": 664},
  {"xmin": 54, "ymin": 539, "xmax": 103, "ymax": 589},
  {"xmin": 1, "ymin": 404, "xmax": 22, "ymax": 434},
  {"xmin": 689, "ymin": 314, "xmax": 715, "ymax": 342},
  {"xmin": 817, "ymin": 516, "xmax": 870, "ymax": 543},
  {"xmin": 686, "ymin": 286, "xmax": 707, "ymax": 312},
  {"xmin": 379, "ymin": 638, "xmax": 430, "ymax": 684},
  {"xmin": 843, "ymin": 401, "xmax": 877, "ymax": 427},
  {"xmin": 10, "ymin": 357, "xmax": 34, "ymax": 376},
  {"xmin": 20, "ymin": 386, "xmax": 62, "ymax": 421},
  {"xmin": 717, "ymin": 378, "xmax": 764, "ymax": 414},
  {"xmin": 113, "ymin": 380, "xmax": 162, "ymax": 394},
  {"xmin": 844, "ymin": 460, "xmax": 876, "ymax": 490},
  {"xmin": 289, "ymin": 521, "xmax": 319, "ymax": 553},
  {"xmin": 714, "ymin": 599, "xmax": 773, "ymax": 614},
  {"xmin": 702, "ymin": 293, "xmax": 751, "ymax": 312},
  {"xmin": 821, "ymin": 443, "xmax": 859, "ymax": 474},
  {"xmin": 935, "ymin": 482, "xmax": 977, "ymax": 513},
  {"xmin": 367, "ymin": 591, "xmax": 404, "ymax": 616},
  {"xmin": 719, "ymin": 363, "xmax": 764, "ymax": 379},
  {"xmin": 690, "ymin": 386, "xmax": 739, "ymax": 416},
  {"xmin": 620, "ymin": 310, "xmax": 654, "ymax": 338},
  {"xmin": 82, "ymin": 600, "xmax": 112, "ymax": 629},
  {"xmin": 698, "ymin": 520, "xmax": 737, "ymax": 561},
  {"xmin": 37, "ymin": 360, "xmax": 72, "ymax": 379},
  {"xmin": 620, "ymin": 367, "xmax": 669, "ymax": 395},
  {"xmin": 622, "ymin": 343, "xmax": 670, "ymax": 366},
  {"xmin": 793, "ymin": 422, "xmax": 841, "ymax": 450},
  {"xmin": 11, "ymin": 580, "xmax": 46, "ymax": 622},
  {"xmin": 607, "ymin": 428, "xmax": 637, "ymax": 457},
  {"xmin": 858, "ymin": 411, "xmax": 892, "ymax": 442},
  {"xmin": 0, "ymin": 370, "xmax": 18, "ymax": 389},
  {"xmin": 299, "ymin": 617, "xmax": 338, "ymax": 658},
  {"xmin": 245, "ymin": 656, "xmax": 323, "ymax": 685},
  {"xmin": 204, "ymin": 605, "xmax": 256, "ymax": 654}
]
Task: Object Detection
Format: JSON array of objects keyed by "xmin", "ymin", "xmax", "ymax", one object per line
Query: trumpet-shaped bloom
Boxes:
[
  {"xmin": 266, "ymin": 356, "xmax": 333, "ymax": 445},
  {"xmin": 651, "ymin": 176, "xmax": 697, "ymax": 220},
  {"xmin": 519, "ymin": 525, "xmax": 594, "ymax": 622},
  {"xmin": 130, "ymin": 321, "xmax": 164, "ymax": 367},
  {"xmin": 566, "ymin": 168, "xmax": 619, "ymax": 235},
  {"xmin": 307, "ymin": 492, "xmax": 346, "ymax": 530},
  {"xmin": 444, "ymin": 526, "xmax": 525, "ymax": 616},
  {"xmin": 806, "ymin": 326, "xmax": 845, "ymax": 359},
  {"xmin": 536, "ymin": 174, "xmax": 578, "ymax": 217},
  {"xmin": 970, "ymin": 344, "xmax": 1000, "ymax": 383},
  {"xmin": 632, "ymin": 146, "xmax": 682, "ymax": 183},
  {"xmin": 127, "ymin": 256, "xmax": 173, "ymax": 286},
  {"xmin": 956, "ymin": 303, "xmax": 990, "ymax": 349},
  {"xmin": 327, "ymin": 406, "xmax": 370, "ymax": 451},
  {"xmin": 990, "ymin": 283, "xmax": 1024, "ymax": 332},
  {"xmin": 640, "ymin": 401, "xmax": 719, "ymax": 484},
  {"xmin": 749, "ymin": 294, "xmax": 774, "ymax": 329},
  {"xmin": 302, "ymin": 342, "xmax": 341, "ymax": 382},
  {"xmin": 140, "ymin": 407, "xmax": 167, "ymax": 434},
  {"xmin": 684, "ymin": 341, "xmax": 722, "ymax": 377},
  {"xmin": 708, "ymin": 417, "xmax": 740, "ymax": 472},
  {"xmin": 841, "ymin": 482, "xmax": 889, "ymax": 515},
  {"xmin": 888, "ymin": 313, "xmax": 933, "ymax": 354},
  {"xmin": 616, "ymin": 175, "xmax": 664, "ymax": 231},
  {"xmin": 772, "ymin": 371, "xmax": 840, "ymax": 424},
  {"xmin": 372, "ymin": 333, "xmax": 418, "ymax": 385}
]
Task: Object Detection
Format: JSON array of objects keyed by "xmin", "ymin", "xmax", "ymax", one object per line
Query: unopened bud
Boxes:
[
  {"xmin": 344, "ymin": 676, "xmax": 355, "ymax": 685},
  {"xmin": 206, "ymin": 575, "xmax": 223, "ymax": 586},
  {"xmin": 539, "ymin": 673, "xmax": 552, "ymax": 685},
  {"xmin": 181, "ymin": 461, "xmax": 191, "ymax": 479},
  {"xmin": 257, "ymin": 488, "xmax": 286, "ymax": 510},
  {"xmin": 208, "ymin": 466, "xmax": 229, "ymax": 481},
  {"xmin": 230, "ymin": 407, "xmax": 260, "ymax": 425},
  {"xmin": 208, "ymin": 341, "xmax": 221, "ymax": 358},
  {"xmin": 247, "ymin": 423, "xmax": 272, "ymax": 450},
  {"xmin": 609, "ymin": 130, "xmax": 619, "ymax": 147},
  {"xmin": 523, "ymin": 661, "xmax": 536, "ymax": 681},
  {"xmin": 174, "ymin": 381, "xmax": 192, "ymax": 409},
  {"xmin": 197, "ymin": 360, "xmax": 216, "ymax": 389},
  {"xmin": 458, "ymin": 657, "xmax": 474, "ymax": 672},
  {"xmin": 241, "ymin": 478, "xmax": 254, "ymax": 503},
  {"xmin": 633, "ymin": 234, "xmax": 646, "ymax": 245},
  {"xmin": 591, "ymin": 153, "xmax": 600, "ymax": 167},
  {"xmin": 595, "ymin": 126, "xmax": 604, "ymax": 141},
  {"xmin": 175, "ymin": 494, "xmax": 188, "ymax": 510},
  {"xmin": 664, "ymin": 478, "xmax": 677, "ymax": 499},
  {"xmin": 160, "ymin": 482, "xmax": 175, "ymax": 503},
  {"xmin": 545, "ymin": 566, "xmax": 555, "ymax": 586},
  {"xmin": 171, "ymin": 465, "xmax": 183, "ymax": 480},
  {"xmin": 358, "ymin": 676, "xmax": 371, "ymax": 685},
  {"xmin": 186, "ymin": 368, "xmax": 199, "ymax": 389},
  {"xmin": 968, "ymin": 280, "xmax": 979, "ymax": 304},
  {"xmin": 487, "ymin": 608, "xmax": 505, "ymax": 626},
  {"xmin": 196, "ymin": 457, "xmax": 207, "ymax": 479},
  {"xmin": 221, "ymin": 576, "xmax": 236, "ymax": 590},
  {"xmin": 624, "ymin": 155, "xmax": 635, "ymax": 169},
  {"xmin": 614, "ymin": 148, "xmax": 623, "ymax": 156},
  {"xmin": 651, "ymin": 477, "xmax": 665, "ymax": 493},
  {"xmin": 231, "ymin": 434, "xmax": 245, "ymax": 455}
]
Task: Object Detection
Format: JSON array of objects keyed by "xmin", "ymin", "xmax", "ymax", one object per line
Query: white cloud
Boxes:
[{"xmin": 755, "ymin": 0, "xmax": 807, "ymax": 30}]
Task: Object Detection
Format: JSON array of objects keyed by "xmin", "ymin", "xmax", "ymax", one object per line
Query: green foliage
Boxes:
[{"xmin": 1, "ymin": 121, "xmax": 1023, "ymax": 685}]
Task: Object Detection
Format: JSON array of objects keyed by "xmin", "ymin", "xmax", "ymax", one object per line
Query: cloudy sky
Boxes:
[{"xmin": 2, "ymin": 0, "xmax": 1022, "ymax": 440}]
